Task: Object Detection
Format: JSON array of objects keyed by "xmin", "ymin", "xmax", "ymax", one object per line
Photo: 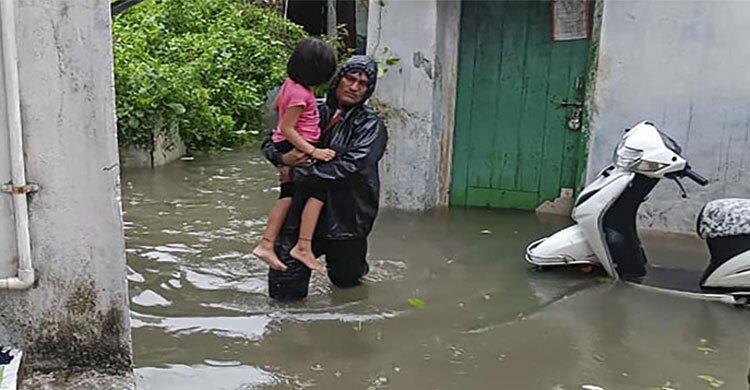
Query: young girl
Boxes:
[{"xmin": 252, "ymin": 38, "xmax": 337, "ymax": 273}]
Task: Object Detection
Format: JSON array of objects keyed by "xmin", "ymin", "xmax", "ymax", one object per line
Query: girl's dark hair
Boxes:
[{"xmin": 287, "ymin": 38, "xmax": 337, "ymax": 88}]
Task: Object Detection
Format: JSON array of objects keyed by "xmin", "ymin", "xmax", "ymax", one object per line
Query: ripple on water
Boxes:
[
  {"xmin": 136, "ymin": 364, "xmax": 276, "ymax": 390},
  {"xmin": 131, "ymin": 312, "xmax": 272, "ymax": 340},
  {"xmin": 363, "ymin": 259, "xmax": 408, "ymax": 283},
  {"xmin": 132, "ymin": 290, "xmax": 171, "ymax": 308}
]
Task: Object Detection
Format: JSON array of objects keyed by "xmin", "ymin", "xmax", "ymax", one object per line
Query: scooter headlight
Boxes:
[
  {"xmin": 633, "ymin": 160, "xmax": 668, "ymax": 172},
  {"xmin": 614, "ymin": 141, "xmax": 643, "ymax": 169}
]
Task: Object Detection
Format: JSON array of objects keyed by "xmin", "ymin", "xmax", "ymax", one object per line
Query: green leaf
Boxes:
[
  {"xmin": 595, "ymin": 276, "xmax": 614, "ymax": 283},
  {"xmin": 697, "ymin": 346, "xmax": 717, "ymax": 354},
  {"xmin": 165, "ymin": 102, "xmax": 186, "ymax": 115},
  {"xmin": 697, "ymin": 375, "xmax": 725, "ymax": 388},
  {"xmin": 127, "ymin": 116, "xmax": 140, "ymax": 129},
  {"xmin": 408, "ymin": 298, "xmax": 426, "ymax": 309},
  {"xmin": 385, "ymin": 57, "xmax": 400, "ymax": 66}
]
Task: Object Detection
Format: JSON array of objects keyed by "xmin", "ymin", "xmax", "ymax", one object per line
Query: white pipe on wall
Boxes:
[{"xmin": 1, "ymin": 0, "xmax": 35, "ymax": 290}]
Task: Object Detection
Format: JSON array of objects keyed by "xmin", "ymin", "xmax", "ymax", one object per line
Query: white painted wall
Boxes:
[
  {"xmin": 0, "ymin": 0, "xmax": 132, "ymax": 374},
  {"xmin": 367, "ymin": 0, "xmax": 460, "ymax": 210},
  {"xmin": 587, "ymin": 0, "xmax": 750, "ymax": 234}
]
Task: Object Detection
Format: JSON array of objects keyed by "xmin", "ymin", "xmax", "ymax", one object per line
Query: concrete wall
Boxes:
[
  {"xmin": 587, "ymin": 0, "xmax": 750, "ymax": 234},
  {"xmin": 367, "ymin": 0, "xmax": 460, "ymax": 210},
  {"xmin": 0, "ymin": 0, "xmax": 132, "ymax": 375}
]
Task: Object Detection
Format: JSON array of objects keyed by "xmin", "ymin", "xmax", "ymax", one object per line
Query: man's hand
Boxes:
[
  {"xmin": 278, "ymin": 165, "xmax": 291, "ymax": 183},
  {"xmin": 281, "ymin": 149, "xmax": 314, "ymax": 167}
]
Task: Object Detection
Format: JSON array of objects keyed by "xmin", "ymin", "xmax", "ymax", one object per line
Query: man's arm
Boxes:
[
  {"xmin": 260, "ymin": 132, "xmax": 312, "ymax": 168},
  {"xmin": 260, "ymin": 132, "xmax": 283, "ymax": 167},
  {"xmin": 290, "ymin": 117, "xmax": 387, "ymax": 184}
]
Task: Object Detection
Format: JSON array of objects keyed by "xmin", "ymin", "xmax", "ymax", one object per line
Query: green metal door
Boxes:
[{"xmin": 450, "ymin": 0, "xmax": 592, "ymax": 209}]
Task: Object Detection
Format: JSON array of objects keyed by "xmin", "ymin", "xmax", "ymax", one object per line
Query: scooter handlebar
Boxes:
[{"xmin": 684, "ymin": 166, "xmax": 709, "ymax": 186}]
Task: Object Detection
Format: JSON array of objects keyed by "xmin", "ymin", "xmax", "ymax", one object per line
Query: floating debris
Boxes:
[
  {"xmin": 480, "ymin": 229, "xmax": 493, "ymax": 235},
  {"xmin": 408, "ymin": 298, "xmax": 426, "ymax": 309},
  {"xmin": 581, "ymin": 385, "xmax": 604, "ymax": 390},
  {"xmin": 697, "ymin": 339, "xmax": 717, "ymax": 354},
  {"xmin": 448, "ymin": 345, "xmax": 465, "ymax": 358},
  {"xmin": 697, "ymin": 375, "xmax": 724, "ymax": 388},
  {"xmin": 644, "ymin": 384, "xmax": 675, "ymax": 390},
  {"xmin": 697, "ymin": 346, "xmax": 717, "ymax": 354},
  {"xmin": 373, "ymin": 376, "xmax": 388, "ymax": 386}
]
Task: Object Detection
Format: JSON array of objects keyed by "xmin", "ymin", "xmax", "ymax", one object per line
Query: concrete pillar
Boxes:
[
  {"xmin": 367, "ymin": 0, "xmax": 460, "ymax": 210},
  {"xmin": 0, "ymin": 0, "xmax": 132, "ymax": 382},
  {"xmin": 327, "ymin": 0, "xmax": 338, "ymax": 37}
]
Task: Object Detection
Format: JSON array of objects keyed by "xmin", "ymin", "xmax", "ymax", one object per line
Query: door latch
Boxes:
[{"xmin": 558, "ymin": 101, "xmax": 582, "ymax": 131}]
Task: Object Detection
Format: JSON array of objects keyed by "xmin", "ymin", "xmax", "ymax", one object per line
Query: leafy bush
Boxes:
[{"xmin": 112, "ymin": 0, "xmax": 306, "ymax": 152}]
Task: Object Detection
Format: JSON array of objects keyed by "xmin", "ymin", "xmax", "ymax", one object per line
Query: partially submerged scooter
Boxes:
[{"xmin": 526, "ymin": 121, "xmax": 750, "ymax": 304}]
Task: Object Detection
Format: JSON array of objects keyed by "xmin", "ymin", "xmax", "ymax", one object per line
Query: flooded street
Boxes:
[{"xmin": 123, "ymin": 151, "xmax": 750, "ymax": 390}]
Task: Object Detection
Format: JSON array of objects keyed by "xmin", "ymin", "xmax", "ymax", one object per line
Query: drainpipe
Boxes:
[{"xmin": 0, "ymin": 0, "xmax": 35, "ymax": 290}]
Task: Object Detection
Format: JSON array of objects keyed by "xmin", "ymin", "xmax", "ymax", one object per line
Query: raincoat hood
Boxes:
[{"xmin": 326, "ymin": 55, "xmax": 378, "ymax": 108}]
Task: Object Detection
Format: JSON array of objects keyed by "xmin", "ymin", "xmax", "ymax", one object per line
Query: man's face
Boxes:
[{"xmin": 335, "ymin": 71, "xmax": 369, "ymax": 107}]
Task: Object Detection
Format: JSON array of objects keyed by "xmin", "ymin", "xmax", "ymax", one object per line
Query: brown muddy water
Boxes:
[{"xmin": 123, "ymin": 151, "xmax": 750, "ymax": 390}]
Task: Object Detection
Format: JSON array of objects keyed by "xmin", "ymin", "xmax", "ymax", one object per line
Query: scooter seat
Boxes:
[{"xmin": 697, "ymin": 198, "xmax": 750, "ymax": 239}]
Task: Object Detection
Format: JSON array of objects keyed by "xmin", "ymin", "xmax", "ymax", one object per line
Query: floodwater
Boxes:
[{"xmin": 123, "ymin": 150, "xmax": 750, "ymax": 390}]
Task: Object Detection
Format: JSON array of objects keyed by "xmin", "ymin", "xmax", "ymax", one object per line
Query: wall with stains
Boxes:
[
  {"xmin": 366, "ymin": 0, "xmax": 460, "ymax": 210},
  {"xmin": 587, "ymin": 0, "xmax": 750, "ymax": 234},
  {"xmin": 0, "ymin": 0, "xmax": 132, "ymax": 376}
]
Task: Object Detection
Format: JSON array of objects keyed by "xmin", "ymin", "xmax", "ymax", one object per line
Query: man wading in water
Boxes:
[{"xmin": 260, "ymin": 55, "xmax": 388, "ymax": 300}]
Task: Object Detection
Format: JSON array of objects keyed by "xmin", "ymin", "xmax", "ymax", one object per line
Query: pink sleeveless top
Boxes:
[{"xmin": 272, "ymin": 78, "xmax": 320, "ymax": 144}]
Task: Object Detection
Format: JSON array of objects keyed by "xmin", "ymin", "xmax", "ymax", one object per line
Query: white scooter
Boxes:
[{"xmin": 526, "ymin": 121, "xmax": 750, "ymax": 304}]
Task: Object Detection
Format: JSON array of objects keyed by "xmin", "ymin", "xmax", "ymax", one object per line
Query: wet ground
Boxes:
[{"xmin": 123, "ymin": 150, "xmax": 750, "ymax": 390}]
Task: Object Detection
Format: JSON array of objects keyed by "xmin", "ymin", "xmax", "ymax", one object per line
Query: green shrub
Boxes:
[{"xmin": 112, "ymin": 0, "xmax": 306, "ymax": 152}]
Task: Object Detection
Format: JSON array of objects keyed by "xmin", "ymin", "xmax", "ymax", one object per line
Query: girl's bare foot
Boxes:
[
  {"xmin": 252, "ymin": 239, "xmax": 287, "ymax": 271},
  {"xmin": 290, "ymin": 244, "xmax": 324, "ymax": 272}
]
